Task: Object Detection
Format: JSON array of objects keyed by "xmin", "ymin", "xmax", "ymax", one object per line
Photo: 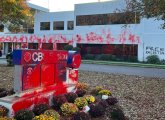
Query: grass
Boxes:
[{"xmin": 82, "ymin": 60, "xmax": 165, "ymax": 69}]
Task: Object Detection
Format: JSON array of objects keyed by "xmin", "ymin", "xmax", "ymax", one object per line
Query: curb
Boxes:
[{"xmin": 82, "ymin": 60, "xmax": 165, "ymax": 69}]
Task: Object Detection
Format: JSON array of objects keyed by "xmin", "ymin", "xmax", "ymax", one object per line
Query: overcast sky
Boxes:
[{"xmin": 28, "ymin": 0, "xmax": 114, "ymax": 12}]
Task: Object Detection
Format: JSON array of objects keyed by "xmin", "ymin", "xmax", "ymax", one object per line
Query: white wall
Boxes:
[{"xmin": 34, "ymin": 11, "xmax": 74, "ymax": 35}]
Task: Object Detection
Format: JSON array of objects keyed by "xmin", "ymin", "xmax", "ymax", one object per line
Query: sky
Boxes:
[{"xmin": 28, "ymin": 0, "xmax": 114, "ymax": 12}]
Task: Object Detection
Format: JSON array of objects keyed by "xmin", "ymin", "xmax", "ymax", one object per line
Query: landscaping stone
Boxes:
[{"xmin": 0, "ymin": 65, "xmax": 165, "ymax": 119}]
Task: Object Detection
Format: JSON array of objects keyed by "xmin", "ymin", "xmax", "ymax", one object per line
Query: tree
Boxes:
[
  {"xmin": 0, "ymin": 0, "xmax": 32, "ymax": 32},
  {"xmin": 124, "ymin": 0, "xmax": 165, "ymax": 28}
]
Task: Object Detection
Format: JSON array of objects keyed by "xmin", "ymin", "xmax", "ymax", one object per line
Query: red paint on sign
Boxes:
[{"xmin": 41, "ymin": 64, "xmax": 55, "ymax": 87}]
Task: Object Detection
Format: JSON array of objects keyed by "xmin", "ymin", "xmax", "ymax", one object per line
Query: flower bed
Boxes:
[{"xmin": 0, "ymin": 82, "xmax": 126, "ymax": 120}]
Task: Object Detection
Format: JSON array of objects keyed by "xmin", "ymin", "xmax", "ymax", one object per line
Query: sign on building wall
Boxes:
[{"xmin": 146, "ymin": 46, "xmax": 165, "ymax": 55}]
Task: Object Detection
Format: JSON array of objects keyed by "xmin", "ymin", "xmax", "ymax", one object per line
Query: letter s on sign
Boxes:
[{"xmin": 32, "ymin": 52, "xmax": 43, "ymax": 62}]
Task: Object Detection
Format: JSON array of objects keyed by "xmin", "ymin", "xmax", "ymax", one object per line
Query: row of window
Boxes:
[
  {"xmin": 40, "ymin": 21, "xmax": 74, "ymax": 30},
  {"xmin": 76, "ymin": 12, "xmax": 140, "ymax": 26},
  {"xmin": 40, "ymin": 12, "xmax": 140, "ymax": 30}
]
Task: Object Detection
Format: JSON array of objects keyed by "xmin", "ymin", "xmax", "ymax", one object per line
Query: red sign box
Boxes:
[{"xmin": 22, "ymin": 65, "xmax": 40, "ymax": 90}]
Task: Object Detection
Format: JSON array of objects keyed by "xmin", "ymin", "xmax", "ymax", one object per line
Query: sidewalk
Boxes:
[
  {"xmin": 0, "ymin": 55, "xmax": 6, "ymax": 59},
  {"xmin": 82, "ymin": 60, "xmax": 165, "ymax": 69}
]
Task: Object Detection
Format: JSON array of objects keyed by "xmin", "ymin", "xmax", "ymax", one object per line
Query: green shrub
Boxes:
[
  {"xmin": 60, "ymin": 103, "xmax": 78, "ymax": 116},
  {"xmin": 160, "ymin": 59, "xmax": 165, "ymax": 64},
  {"xmin": 99, "ymin": 54, "xmax": 112, "ymax": 61},
  {"xmin": 44, "ymin": 109, "xmax": 60, "ymax": 120},
  {"xmin": 128, "ymin": 56, "xmax": 138, "ymax": 62},
  {"xmin": 65, "ymin": 92, "xmax": 78, "ymax": 103},
  {"xmin": 146, "ymin": 55, "xmax": 160, "ymax": 64},
  {"xmin": 52, "ymin": 94, "xmax": 68, "ymax": 110},
  {"xmin": 76, "ymin": 89, "xmax": 86, "ymax": 97},
  {"xmin": 85, "ymin": 54, "xmax": 95, "ymax": 60},
  {"xmin": 72, "ymin": 47, "xmax": 81, "ymax": 52},
  {"xmin": 14, "ymin": 109, "xmax": 34, "ymax": 120},
  {"xmin": 0, "ymin": 105, "xmax": 9, "ymax": 116},
  {"xmin": 111, "ymin": 55, "xmax": 116, "ymax": 61},
  {"xmin": 72, "ymin": 112, "xmax": 90, "ymax": 120},
  {"xmin": 89, "ymin": 104, "xmax": 105, "ymax": 118},
  {"xmin": 110, "ymin": 107, "xmax": 126, "ymax": 120},
  {"xmin": 63, "ymin": 45, "xmax": 73, "ymax": 51},
  {"xmin": 74, "ymin": 97, "xmax": 88, "ymax": 110},
  {"xmin": 33, "ymin": 104, "xmax": 49, "ymax": 116}
]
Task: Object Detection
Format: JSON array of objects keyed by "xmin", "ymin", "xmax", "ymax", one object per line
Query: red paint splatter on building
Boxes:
[
  {"xmin": 86, "ymin": 32, "xmax": 103, "ymax": 43},
  {"xmin": 106, "ymin": 33, "xmax": 115, "ymax": 44},
  {"xmin": 75, "ymin": 34, "xmax": 82, "ymax": 43}
]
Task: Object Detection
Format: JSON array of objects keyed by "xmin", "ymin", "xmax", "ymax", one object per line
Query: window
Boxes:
[
  {"xmin": 42, "ymin": 43, "xmax": 53, "ymax": 50},
  {"xmin": 40, "ymin": 22, "xmax": 50, "ymax": 30},
  {"xmin": 76, "ymin": 12, "xmax": 140, "ymax": 26},
  {"xmin": 57, "ymin": 43, "xmax": 68, "ymax": 50},
  {"xmin": 28, "ymin": 43, "xmax": 38, "ymax": 49},
  {"xmin": 53, "ymin": 21, "xmax": 64, "ymax": 30},
  {"xmin": 0, "ymin": 24, "xmax": 4, "ymax": 32},
  {"xmin": 67, "ymin": 21, "xmax": 74, "ymax": 30}
]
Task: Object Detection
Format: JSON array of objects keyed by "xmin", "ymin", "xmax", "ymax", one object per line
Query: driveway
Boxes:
[
  {"xmin": 80, "ymin": 63, "xmax": 165, "ymax": 78},
  {"xmin": 0, "ymin": 58, "xmax": 7, "ymax": 65}
]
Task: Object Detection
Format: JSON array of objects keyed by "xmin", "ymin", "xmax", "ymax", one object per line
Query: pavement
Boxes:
[
  {"xmin": 80, "ymin": 63, "xmax": 165, "ymax": 78},
  {"xmin": 1, "ymin": 58, "xmax": 165, "ymax": 78},
  {"xmin": 0, "ymin": 56, "xmax": 7, "ymax": 65}
]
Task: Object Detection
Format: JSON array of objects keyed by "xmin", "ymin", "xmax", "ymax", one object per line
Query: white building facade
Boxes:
[{"xmin": 0, "ymin": 0, "xmax": 165, "ymax": 61}]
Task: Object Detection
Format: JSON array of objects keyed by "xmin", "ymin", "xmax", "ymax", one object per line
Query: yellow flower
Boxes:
[
  {"xmin": 84, "ymin": 95, "xmax": 95, "ymax": 103},
  {"xmin": 98, "ymin": 90, "xmax": 111, "ymax": 96}
]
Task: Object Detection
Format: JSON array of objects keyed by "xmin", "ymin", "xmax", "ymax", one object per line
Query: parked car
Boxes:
[{"xmin": 6, "ymin": 52, "xmax": 13, "ymax": 66}]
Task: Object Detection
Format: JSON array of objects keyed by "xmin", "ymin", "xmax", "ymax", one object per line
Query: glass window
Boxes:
[
  {"xmin": 53, "ymin": 21, "xmax": 64, "ymax": 30},
  {"xmin": 76, "ymin": 12, "xmax": 140, "ymax": 26},
  {"xmin": 67, "ymin": 21, "xmax": 74, "ymax": 30},
  {"xmin": 28, "ymin": 43, "xmax": 38, "ymax": 49},
  {"xmin": 0, "ymin": 24, "xmax": 4, "ymax": 32},
  {"xmin": 40, "ymin": 22, "xmax": 50, "ymax": 30},
  {"xmin": 42, "ymin": 43, "xmax": 53, "ymax": 50}
]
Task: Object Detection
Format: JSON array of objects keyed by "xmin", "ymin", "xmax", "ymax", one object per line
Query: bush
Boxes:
[
  {"xmin": 0, "ymin": 88, "xmax": 8, "ymax": 98},
  {"xmin": 160, "ymin": 59, "xmax": 165, "ymax": 64},
  {"xmin": 32, "ymin": 114, "xmax": 54, "ymax": 120},
  {"xmin": 65, "ymin": 92, "xmax": 78, "ymax": 103},
  {"xmin": 0, "ymin": 105, "xmax": 9, "ymax": 116},
  {"xmin": 76, "ymin": 82, "xmax": 89, "ymax": 90},
  {"xmin": 60, "ymin": 103, "xmax": 78, "ymax": 116},
  {"xmin": 72, "ymin": 47, "xmax": 81, "ymax": 52},
  {"xmin": 98, "ymin": 100, "xmax": 109, "ymax": 108},
  {"xmin": 99, "ymin": 54, "xmax": 112, "ymax": 61},
  {"xmin": 110, "ymin": 107, "xmax": 126, "ymax": 120},
  {"xmin": 76, "ymin": 89, "xmax": 86, "ymax": 97},
  {"xmin": 72, "ymin": 112, "xmax": 90, "ymax": 120},
  {"xmin": 63, "ymin": 45, "xmax": 73, "ymax": 51},
  {"xmin": 146, "ymin": 55, "xmax": 160, "ymax": 64},
  {"xmin": 98, "ymin": 90, "xmax": 111, "ymax": 96},
  {"xmin": 106, "ymin": 97, "xmax": 118, "ymax": 105},
  {"xmin": 14, "ymin": 109, "xmax": 34, "ymax": 120},
  {"xmin": 33, "ymin": 104, "xmax": 49, "ymax": 116},
  {"xmin": 90, "ymin": 86, "xmax": 103, "ymax": 95},
  {"xmin": 52, "ymin": 94, "xmax": 68, "ymax": 110},
  {"xmin": 44, "ymin": 109, "xmax": 60, "ymax": 120},
  {"xmin": 127, "ymin": 56, "xmax": 138, "ymax": 62},
  {"xmin": 84, "ymin": 54, "xmax": 95, "ymax": 60},
  {"xmin": 89, "ymin": 104, "xmax": 105, "ymax": 118},
  {"xmin": 74, "ymin": 97, "xmax": 88, "ymax": 110},
  {"xmin": 84, "ymin": 95, "xmax": 95, "ymax": 104}
]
